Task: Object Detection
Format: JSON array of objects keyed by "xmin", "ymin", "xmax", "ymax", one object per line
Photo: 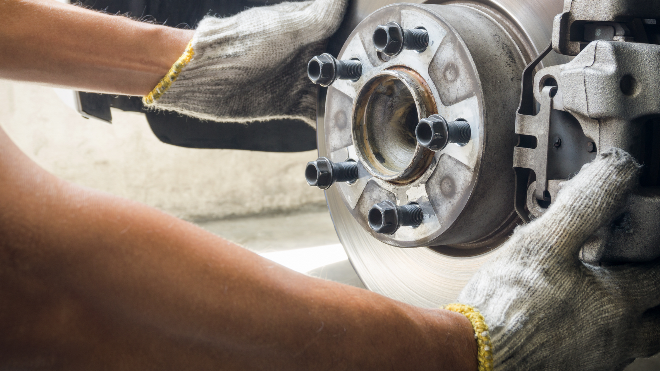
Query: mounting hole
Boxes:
[
  {"xmin": 415, "ymin": 120, "xmax": 434, "ymax": 145},
  {"xmin": 373, "ymin": 28, "xmax": 389, "ymax": 50},
  {"xmin": 536, "ymin": 198, "xmax": 551, "ymax": 208},
  {"xmin": 517, "ymin": 134, "xmax": 537, "ymax": 149},
  {"xmin": 368, "ymin": 207, "xmax": 384, "ymax": 228},
  {"xmin": 620, "ymin": 74, "xmax": 637, "ymax": 96},
  {"xmin": 307, "ymin": 59, "xmax": 321, "ymax": 80},
  {"xmin": 542, "ymin": 77, "xmax": 557, "ymax": 87},
  {"xmin": 304, "ymin": 163, "xmax": 319, "ymax": 184},
  {"xmin": 539, "ymin": 75, "xmax": 557, "ymax": 92},
  {"xmin": 536, "ymin": 191, "xmax": 552, "ymax": 209}
]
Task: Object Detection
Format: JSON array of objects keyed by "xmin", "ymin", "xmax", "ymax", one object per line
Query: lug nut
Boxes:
[
  {"xmin": 307, "ymin": 53, "xmax": 362, "ymax": 87},
  {"xmin": 372, "ymin": 22, "xmax": 429, "ymax": 57},
  {"xmin": 368, "ymin": 201, "xmax": 423, "ymax": 234},
  {"xmin": 415, "ymin": 114, "xmax": 471, "ymax": 151},
  {"xmin": 305, "ymin": 157, "xmax": 359, "ymax": 189}
]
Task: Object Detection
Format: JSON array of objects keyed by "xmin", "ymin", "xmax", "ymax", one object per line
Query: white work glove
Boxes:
[
  {"xmin": 455, "ymin": 148, "xmax": 660, "ymax": 370},
  {"xmin": 143, "ymin": 0, "xmax": 347, "ymax": 126}
]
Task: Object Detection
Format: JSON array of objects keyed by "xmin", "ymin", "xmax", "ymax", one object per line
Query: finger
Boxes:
[{"xmin": 526, "ymin": 148, "xmax": 640, "ymax": 258}]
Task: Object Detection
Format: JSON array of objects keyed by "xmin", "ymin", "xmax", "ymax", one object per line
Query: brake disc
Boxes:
[{"xmin": 317, "ymin": 0, "xmax": 568, "ymax": 307}]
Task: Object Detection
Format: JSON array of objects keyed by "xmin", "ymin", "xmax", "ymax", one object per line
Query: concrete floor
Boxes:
[{"xmin": 198, "ymin": 209, "xmax": 659, "ymax": 370}]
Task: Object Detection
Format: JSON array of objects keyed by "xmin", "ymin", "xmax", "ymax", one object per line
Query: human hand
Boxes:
[
  {"xmin": 453, "ymin": 148, "xmax": 660, "ymax": 370},
  {"xmin": 143, "ymin": 0, "xmax": 347, "ymax": 126}
]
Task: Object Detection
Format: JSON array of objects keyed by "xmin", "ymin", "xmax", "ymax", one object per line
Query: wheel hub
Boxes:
[{"xmin": 317, "ymin": 0, "xmax": 565, "ymax": 306}]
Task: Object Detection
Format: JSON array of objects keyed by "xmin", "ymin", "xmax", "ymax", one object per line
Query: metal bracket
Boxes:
[{"xmin": 514, "ymin": 86, "xmax": 556, "ymax": 204}]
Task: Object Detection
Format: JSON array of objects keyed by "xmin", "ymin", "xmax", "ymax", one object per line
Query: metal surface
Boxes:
[
  {"xmin": 318, "ymin": 0, "xmax": 566, "ymax": 307},
  {"xmin": 308, "ymin": 53, "xmax": 363, "ymax": 87},
  {"xmin": 373, "ymin": 22, "xmax": 429, "ymax": 56},
  {"xmin": 368, "ymin": 201, "xmax": 423, "ymax": 234},
  {"xmin": 515, "ymin": 12, "xmax": 660, "ymax": 263},
  {"xmin": 416, "ymin": 115, "xmax": 471, "ymax": 151},
  {"xmin": 306, "ymin": 157, "xmax": 359, "ymax": 189},
  {"xmin": 329, "ymin": 3, "xmax": 530, "ymax": 249},
  {"xmin": 552, "ymin": 0, "xmax": 660, "ymax": 56}
]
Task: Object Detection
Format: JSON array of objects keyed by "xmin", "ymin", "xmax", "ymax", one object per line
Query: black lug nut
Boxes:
[
  {"xmin": 373, "ymin": 22, "xmax": 429, "ymax": 57},
  {"xmin": 368, "ymin": 201, "xmax": 423, "ymax": 235},
  {"xmin": 305, "ymin": 157, "xmax": 359, "ymax": 189},
  {"xmin": 307, "ymin": 53, "xmax": 362, "ymax": 87},
  {"xmin": 415, "ymin": 114, "xmax": 471, "ymax": 151}
]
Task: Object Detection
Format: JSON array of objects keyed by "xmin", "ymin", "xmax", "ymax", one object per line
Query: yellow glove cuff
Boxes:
[
  {"xmin": 143, "ymin": 41, "xmax": 195, "ymax": 105},
  {"xmin": 444, "ymin": 303, "xmax": 493, "ymax": 371}
]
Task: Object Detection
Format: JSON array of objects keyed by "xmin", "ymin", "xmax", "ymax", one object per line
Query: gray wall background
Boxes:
[{"xmin": 0, "ymin": 81, "xmax": 326, "ymax": 221}]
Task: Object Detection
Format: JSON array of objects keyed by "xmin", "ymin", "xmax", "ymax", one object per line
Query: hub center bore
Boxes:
[{"xmin": 352, "ymin": 68, "xmax": 435, "ymax": 183}]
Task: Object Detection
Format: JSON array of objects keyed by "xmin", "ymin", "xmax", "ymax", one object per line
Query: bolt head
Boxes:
[
  {"xmin": 368, "ymin": 201, "xmax": 399, "ymax": 234},
  {"xmin": 416, "ymin": 114, "xmax": 449, "ymax": 151},
  {"xmin": 373, "ymin": 22, "xmax": 404, "ymax": 56},
  {"xmin": 305, "ymin": 157, "xmax": 334, "ymax": 189},
  {"xmin": 307, "ymin": 54, "xmax": 336, "ymax": 87}
]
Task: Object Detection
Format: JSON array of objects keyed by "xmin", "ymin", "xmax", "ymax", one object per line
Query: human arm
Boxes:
[
  {"xmin": 0, "ymin": 126, "xmax": 477, "ymax": 370},
  {"xmin": 0, "ymin": 0, "xmax": 346, "ymax": 125},
  {"xmin": 0, "ymin": 0, "xmax": 193, "ymax": 96}
]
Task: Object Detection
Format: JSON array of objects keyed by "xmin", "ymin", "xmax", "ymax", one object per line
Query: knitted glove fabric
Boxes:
[
  {"xmin": 144, "ymin": 0, "xmax": 347, "ymax": 126},
  {"xmin": 457, "ymin": 148, "xmax": 660, "ymax": 370}
]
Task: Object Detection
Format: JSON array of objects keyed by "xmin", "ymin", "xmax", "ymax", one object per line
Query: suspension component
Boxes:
[
  {"xmin": 368, "ymin": 201, "xmax": 423, "ymax": 234},
  {"xmin": 415, "ymin": 114, "xmax": 471, "ymax": 151},
  {"xmin": 373, "ymin": 22, "xmax": 429, "ymax": 56},
  {"xmin": 307, "ymin": 53, "xmax": 362, "ymax": 87},
  {"xmin": 305, "ymin": 157, "xmax": 359, "ymax": 189}
]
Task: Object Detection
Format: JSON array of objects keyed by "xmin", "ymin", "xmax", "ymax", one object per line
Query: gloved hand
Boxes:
[
  {"xmin": 454, "ymin": 148, "xmax": 660, "ymax": 370},
  {"xmin": 142, "ymin": 0, "xmax": 347, "ymax": 126}
]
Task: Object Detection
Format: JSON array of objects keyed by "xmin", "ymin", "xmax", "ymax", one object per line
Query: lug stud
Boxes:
[
  {"xmin": 368, "ymin": 201, "xmax": 423, "ymax": 234},
  {"xmin": 307, "ymin": 53, "xmax": 362, "ymax": 87},
  {"xmin": 305, "ymin": 157, "xmax": 359, "ymax": 189},
  {"xmin": 415, "ymin": 114, "xmax": 471, "ymax": 151},
  {"xmin": 373, "ymin": 22, "xmax": 429, "ymax": 57}
]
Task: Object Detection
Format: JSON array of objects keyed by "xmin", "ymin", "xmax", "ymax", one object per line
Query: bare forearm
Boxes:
[
  {"xmin": 0, "ymin": 0, "xmax": 192, "ymax": 95},
  {"xmin": 0, "ymin": 127, "xmax": 477, "ymax": 370}
]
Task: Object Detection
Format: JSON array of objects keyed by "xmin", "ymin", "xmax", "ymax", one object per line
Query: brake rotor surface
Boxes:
[{"xmin": 318, "ymin": 0, "xmax": 566, "ymax": 307}]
